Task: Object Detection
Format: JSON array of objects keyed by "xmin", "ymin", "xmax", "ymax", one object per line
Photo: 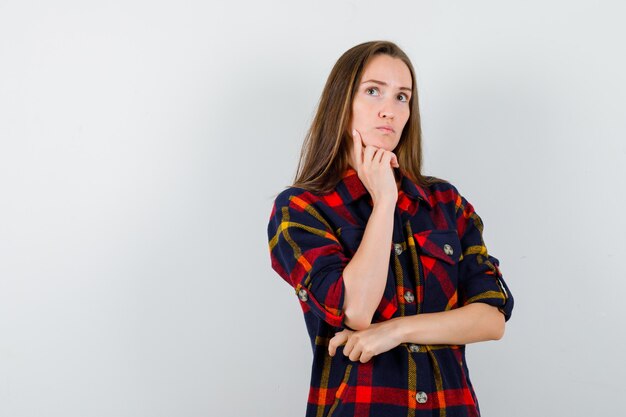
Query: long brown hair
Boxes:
[{"xmin": 291, "ymin": 40, "xmax": 439, "ymax": 194}]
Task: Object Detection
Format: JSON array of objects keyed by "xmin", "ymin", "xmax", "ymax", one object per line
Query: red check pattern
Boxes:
[{"xmin": 267, "ymin": 167, "xmax": 514, "ymax": 417}]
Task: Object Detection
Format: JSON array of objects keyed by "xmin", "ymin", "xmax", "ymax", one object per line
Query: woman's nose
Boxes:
[
  {"xmin": 379, "ymin": 107, "xmax": 394, "ymax": 119},
  {"xmin": 378, "ymin": 98, "xmax": 395, "ymax": 118}
]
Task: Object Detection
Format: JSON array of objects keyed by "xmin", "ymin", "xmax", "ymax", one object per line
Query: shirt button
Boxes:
[
  {"xmin": 404, "ymin": 290, "xmax": 415, "ymax": 303},
  {"xmin": 443, "ymin": 243, "xmax": 454, "ymax": 256},
  {"xmin": 394, "ymin": 243, "xmax": 403, "ymax": 255},
  {"xmin": 408, "ymin": 343, "xmax": 420, "ymax": 353},
  {"xmin": 297, "ymin": 288, "xmax": 308, "ymax": 302},
  {"xmin": 416, "ymin": 391, "xmax": 428, "ymax": 404}
]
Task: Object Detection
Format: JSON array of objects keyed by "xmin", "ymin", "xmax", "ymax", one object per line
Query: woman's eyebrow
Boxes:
[{"xmin": 361, "ymin": 79, "xmax": 412, "ymax": 92}]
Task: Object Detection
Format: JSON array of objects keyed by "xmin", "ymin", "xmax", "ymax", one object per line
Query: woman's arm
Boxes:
[
  {"xmin": 342, "ymin": 200, "xmax": 395, "ymax": 331},
  {"xmin": 329, "ymin": 303, "xmax": 505, "ymax": 363},
  {"xmin": 390, "ymin": 302, "xmax": 505, "ymax": 345},
  {"xmin": 342, "ymin": 130, "xmax": 402, "ymax": 331}
]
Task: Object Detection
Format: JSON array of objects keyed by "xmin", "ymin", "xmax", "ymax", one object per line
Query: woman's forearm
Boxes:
[
  {"xmin": 389, "ymin": 302, "xmax": 506, "ymax": 345},
  {"xmin": 342, "ymin": 200, "xmax": 395, "ymax": 330}
]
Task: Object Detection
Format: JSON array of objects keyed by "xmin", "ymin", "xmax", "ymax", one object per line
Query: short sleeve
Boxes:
[
  {"xmin": 455, "ymin": 192, "xmax": 514, "ymax": 321},
  {"xmin": 267, "ymin": 190, "xmax": 351, "ymax": 329}
]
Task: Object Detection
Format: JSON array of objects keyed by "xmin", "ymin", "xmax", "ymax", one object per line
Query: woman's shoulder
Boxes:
[
  {"xmin": 273, "ymin": 184, "xmax": 324, "ymax": 199},
  {"xmin": 421, "ymin": 174, "xmax": 460, "ymax": 194},
  {"xmin": 418, "ymin": 175, "xmax": 472, "ymax": 211},
  {"xmin": 420, "ymin": 175, "xmax": 484, "ymax": 218},
  {"xmin": 270, "ymin": 184, "xmax": 332, "ymax": 211}
]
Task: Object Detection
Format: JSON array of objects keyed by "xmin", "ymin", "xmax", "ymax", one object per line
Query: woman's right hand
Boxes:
[{"xmin": 350, "ymin": 129, "xmax": 400, "ymax": 206}]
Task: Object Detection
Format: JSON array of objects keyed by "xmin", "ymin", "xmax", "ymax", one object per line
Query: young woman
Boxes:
[{"xmin": 267, "ymin": 40, "xmax": 514, "ymax": 417}]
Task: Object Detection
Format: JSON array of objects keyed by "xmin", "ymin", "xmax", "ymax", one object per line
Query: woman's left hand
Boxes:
[{"xmin": 328, "ymin": 318, "xmax": 403, "ymax": 363}]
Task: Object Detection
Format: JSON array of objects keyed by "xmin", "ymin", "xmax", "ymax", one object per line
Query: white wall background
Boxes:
[{"xmin": 1, "ymin": 1, "xmax": 624, "ymax": 416}]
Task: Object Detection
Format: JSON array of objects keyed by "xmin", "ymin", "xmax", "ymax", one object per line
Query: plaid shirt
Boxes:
[{"xmin": 267, "ymin": 167, "xmax": 514, "ymax": 417}]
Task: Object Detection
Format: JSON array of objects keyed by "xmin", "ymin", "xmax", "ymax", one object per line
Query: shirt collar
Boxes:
[{"xmin": 337, "ymin": 167, "xmax": 432, "ymax": 208}]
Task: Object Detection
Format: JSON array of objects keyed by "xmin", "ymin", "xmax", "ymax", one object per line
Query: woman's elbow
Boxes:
[
  {"xmin": 343, "ymin": 308, "xmax": 372, "ymax": 331},
  {"xmin": 491, "ymin": 311, "xmax": 506, "ymax": 340}
]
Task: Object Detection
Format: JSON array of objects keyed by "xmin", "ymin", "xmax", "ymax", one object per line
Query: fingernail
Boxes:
[{"xmin": 352, "ymin": 129, "xmax": 356, "ymax": 136}]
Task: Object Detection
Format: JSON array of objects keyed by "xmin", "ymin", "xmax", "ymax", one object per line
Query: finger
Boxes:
[
  {"xmin": 349, "ymin": 345, "xmax": 362, "ymax": 362},
  {"xmin": 362, "ymin": 144, "xmax": 377, "ymax": 168},
  {"xmin": 383, "ymin": 151, "xmax": 397, "ymax": 164},
  {"xmin": 360, "ymin": 351, "xmax": 373, "ymax": 363},
  {"xmin": 328, "ymin": 331, "xmax": 349, "ymax": 357},
  {"xmin": 391, "ymin": 154, "xmax": 399, "ymax": 168},
  {"xmin": 328, "ymin": 337, "xmax": 336, "ymax": 357},
  {"xmin": 352, "ymin": 129, "xmax": 364, "ymax": 170},
  {"xmin": 374, "ymin": 148, "xmax": 386, "ymax": 164},
  {"xmin": 342, "ymin": 332, "xmax": 356, "ymax": 358},
  {"xmin": 380, "ymin": 150, "xmax": 392, "ymax": 166}
]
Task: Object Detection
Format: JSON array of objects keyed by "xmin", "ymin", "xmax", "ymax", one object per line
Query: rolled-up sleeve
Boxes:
[
  {"xmin": 267, "ymin": 191, "xmax": 350, "ymax": 329},
  {"xmin": 454, "ymin": 191, "xmax": 514, "ymax": 321}
]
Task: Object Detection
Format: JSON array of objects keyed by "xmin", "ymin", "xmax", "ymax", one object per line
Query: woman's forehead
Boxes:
[{"xmin": 361, "ymin": 55, "xmax": 412, "ymax": 88}]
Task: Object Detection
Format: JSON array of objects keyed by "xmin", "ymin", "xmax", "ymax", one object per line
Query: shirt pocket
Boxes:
[{"xmin": 414, "ymin": 229, "xmax": 462, "ymax": 312}]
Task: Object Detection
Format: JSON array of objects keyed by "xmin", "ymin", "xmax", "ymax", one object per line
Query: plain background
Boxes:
[{"xmin": 1, "ymin": 1, "xmax": 625, "ymax": 416}]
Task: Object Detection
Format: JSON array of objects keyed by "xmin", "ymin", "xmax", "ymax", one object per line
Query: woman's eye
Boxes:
[
  {"xmin": 398, "ymin": 93, "xmax": 409, "ymax": 102},
  {"xmin": 365, "ymin": 87, "xmax": 379, "ymax": 95}
]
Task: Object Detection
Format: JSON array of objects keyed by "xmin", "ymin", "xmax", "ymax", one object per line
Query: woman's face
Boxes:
[{"xmin": 349, "ymin": 54, "xmax": 412, "ymax": 152}]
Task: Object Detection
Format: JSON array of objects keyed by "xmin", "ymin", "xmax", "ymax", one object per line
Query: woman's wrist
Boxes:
[
  {"xmin": 387, "ymin": 316, "xmax": 410, "ymax": 346},
  {"xmin": 372, "ymin": 198, "xmax": 398, "ymax": 211},
  {"xmin": 372, "ymin": 198, "xmax": 396, "ymax": 213}
]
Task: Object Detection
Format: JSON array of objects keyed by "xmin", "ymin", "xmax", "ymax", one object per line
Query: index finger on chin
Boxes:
[{"xmin": 352, "ymin": 129, "xmax": 363, "ymax": 169}]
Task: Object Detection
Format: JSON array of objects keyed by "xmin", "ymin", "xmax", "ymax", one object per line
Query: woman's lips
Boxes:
[{"xmin": 376, "ymin": 126, "xmax": 394, "ymax": 133}]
